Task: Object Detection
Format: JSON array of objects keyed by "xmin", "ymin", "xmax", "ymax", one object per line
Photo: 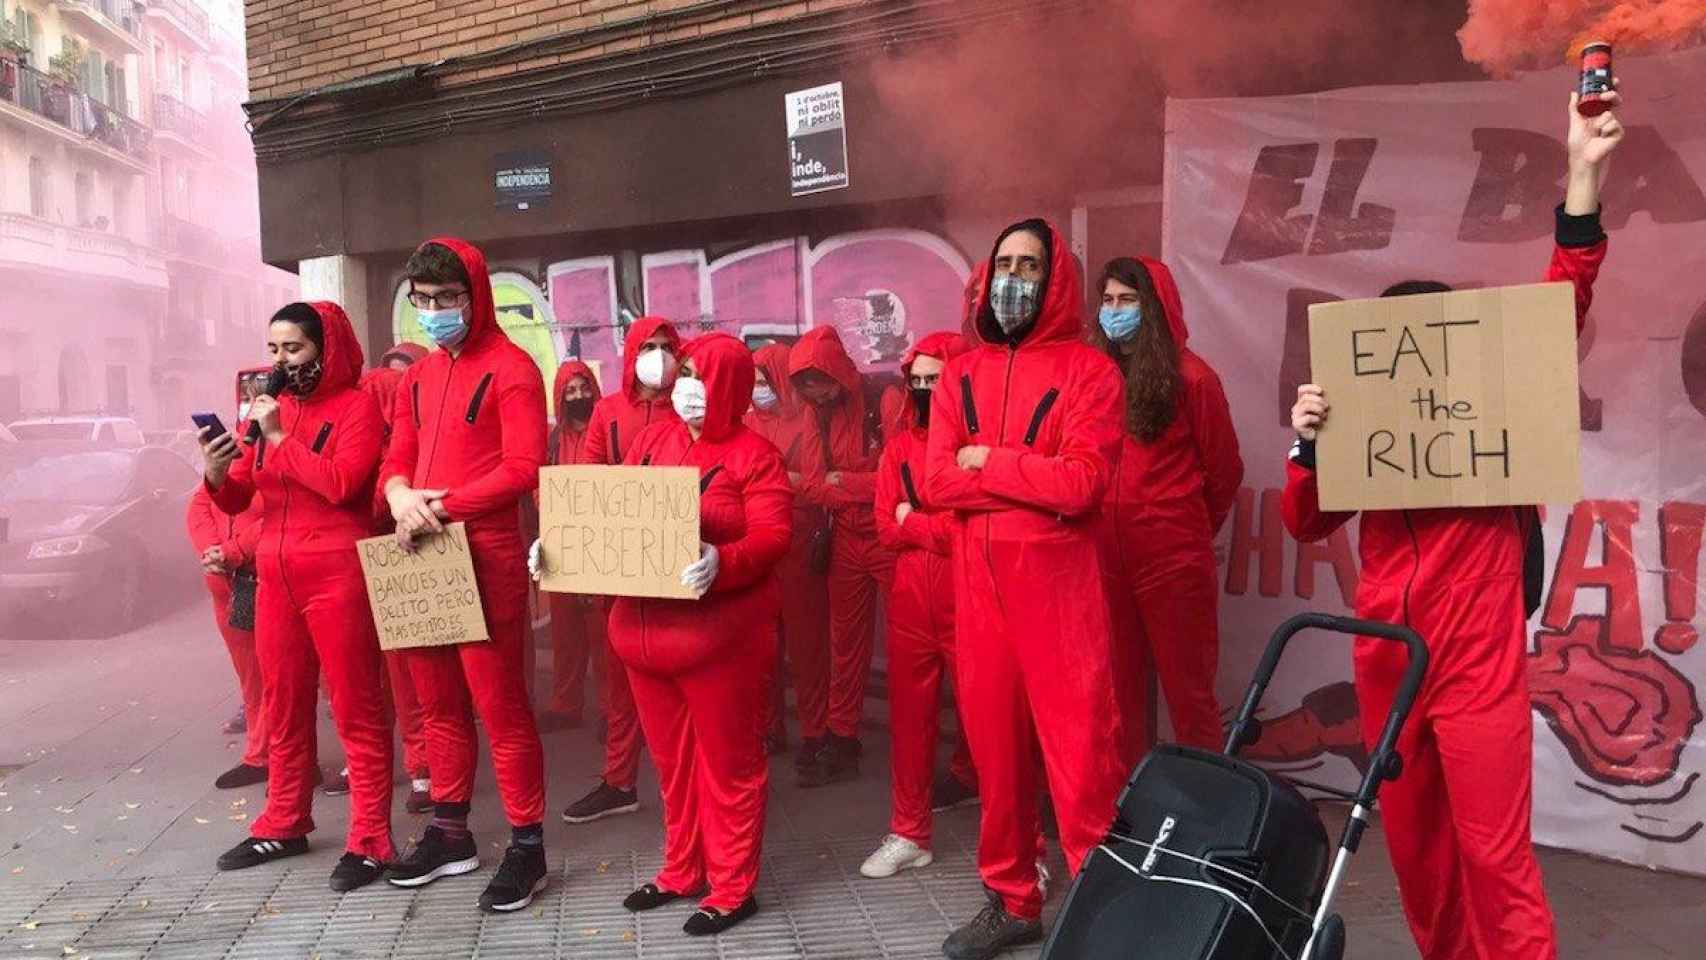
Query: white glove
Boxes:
[
  {"xmin": 680, "ymin": 542, "xmax": 719, "ymax": 597},
  {"xmin": 527, "ymin": 538, "xmax": 544, "ymax": 582}
]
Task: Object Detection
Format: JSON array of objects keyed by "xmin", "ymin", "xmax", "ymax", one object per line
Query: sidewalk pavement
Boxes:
[{"xmin": 2, "ymin": 603, "xmax": 1701, "ymax": 958}]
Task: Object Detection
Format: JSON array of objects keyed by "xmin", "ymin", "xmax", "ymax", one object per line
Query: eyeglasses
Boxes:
[{"xmin": 407, "ymin": 288, "xmax": 471, "ymax": 310}]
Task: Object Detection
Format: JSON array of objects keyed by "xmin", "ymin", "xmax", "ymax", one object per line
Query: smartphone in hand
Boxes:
[{"xmin": 191, "ymin": 412, "xmax": 228, "ymax": 440}]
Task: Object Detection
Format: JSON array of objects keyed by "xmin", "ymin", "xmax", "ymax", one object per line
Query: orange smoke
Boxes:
[{"xmin": 1459, "ymin": 0, "xmax": 1706, "ymax": 75}]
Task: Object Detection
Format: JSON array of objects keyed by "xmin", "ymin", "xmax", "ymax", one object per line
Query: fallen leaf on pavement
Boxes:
[
  {"xmin": 581, "ymin": 928, "xmax": 600, "ymax": 936},
  {"xmin": 11, "ymin": 867, "xmax": 24, "ymax": 874},
  {"xmin": 129, "ymin": 768, "xmax": 143, "ymax": 775},
  {"xmin": 138, "ymin": 900, "xmax": 150, "ymax": 910},
  {"xmin": 193, "ymin": 817, "xmax": 210, "ymax": 825},
  {"xmin": 19, "ymin": 921, "xmax": 38, "ymax": 930},
  {"xmin": 621, "ymin": 931, "xmax": 635, "ymax": 942},
  {"xmin": 116, "ymin": 816, "xmax": 129, "ymax": 822},
  {"xmin": 595, "ymin": 860, "xmax": 610, "ymax": 873},
  {"xmin": 124, "ymin": 803, "xmax": 140, "ymax": 810},
  {"xmin": 61, "ymin": 824, "xmax": 77, "ymax": 832}
]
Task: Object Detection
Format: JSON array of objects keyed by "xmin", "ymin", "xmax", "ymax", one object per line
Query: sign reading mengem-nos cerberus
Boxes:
[{"xmin": 786, "ymin": 81, "xmax": 849, "ymax": 197}]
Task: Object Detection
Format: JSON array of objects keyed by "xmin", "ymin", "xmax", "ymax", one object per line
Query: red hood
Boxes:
[
  {"xmin": 359, "ymin": 367, "xmax": 404, "ymax": 424},
  {"xmin": 972, "ymin": 219, "xmax": 1084, "ymax": 349},
  {"xmin": 752, "ymin": 343, "xmax": 797, "ymax": 416},
  {"xmin": 901, "ymin": 331, "xmax": 967, "ymax": 379},
  {"xmin": 788, "ymin": 324, "xmax": 866, "ymax": 432},
  {"xmin": 553, "ymin": 359, "xmax": 601, "ymax": 405},
  {"xmin": 418, "ymin": 236, "xmax": 499, "ymax": 351},
  {"xmin": 961, "ymin": 261, "xmax": 990, "ymax": 337},
  {"xmin": 308, "ymin": 300, "xmax": 365, "ymax": 393},
  {"xmin": 380, "ymin": 341, "xmax": 429, "ymax": 366},
  {"xmin": 620, "ymin": 315, "xmax": 682, "ymax": 401},
  {"xmin": 682, "ymin": 333, "xmax": 754, "ymax": 443},
  {"xmin": 1136, "ymin": 255, "xmax": 1189, "ymax": 349}
]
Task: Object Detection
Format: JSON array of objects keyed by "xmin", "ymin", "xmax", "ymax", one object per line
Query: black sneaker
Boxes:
[
  {"xmin": 214, "ymin": 763, "xmax": 268, "ymax": 790},
  {"xmin": 216, "ymin": 836, "xmax": 308, "ymax": 871},
  {"xmin": 561, "ymin": 781, "xmax": 639, "ymax": 824},
  {"xmin": 794, "ymin": 736, "xmax": 826, "ymax": 772},
  {"xmin": 622, "ymin": 882, "xmax": 696, "ymax": 912},
  {"xmin": 320, "ymin": 767, "xmax": 350, "ymax": 797},
  {"xmin": 329, "ymin": 853, "xmax": 385, "ymax": 893},
  {"xmin": 385, "ymin": 825, "xmax": 480, "ymax": 888},
  {"xmin": 942, "ymin": 892, "xmax": 1043, "ymax": 960},
  {"xmin": 479, "ymin": 844, "xmax": 548, "ymax": 913},
  {"xmin": 683, "ymin": 897, "xmax": 758, "ymax": 936},
  {"xmin": 798, "ymin": 734, "xmax": 860, "ymax": 788},
  {"xmin": 931, "ymin": 773, "xmax": 980, "ymax": 812}
]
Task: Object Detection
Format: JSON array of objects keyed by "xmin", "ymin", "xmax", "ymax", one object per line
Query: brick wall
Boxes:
[{"xmin": 245, "ymin": 0, "xmax": 859, "ymax": 103}]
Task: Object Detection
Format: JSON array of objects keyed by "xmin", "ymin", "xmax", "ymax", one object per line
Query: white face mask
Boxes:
[
  {"xmin": 751, "ymin": 384, "xmax": 779, "ymax": 411},
  {"xmin": 238, "ymin": 401, "xmax": 253, "ymax": 422},
  {"xmin": 671, "ymin": 376, "xmax": 707, "ymax": 426},
  {"xmin": 634, "ymin": 348, "xmax": 674, "ymax": 390}
]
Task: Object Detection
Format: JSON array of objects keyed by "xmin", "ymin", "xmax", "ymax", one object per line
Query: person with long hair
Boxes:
[
  {"xmin": 1089, "ymin": 256, "xmax": 1243, "ymax": 762},
  {"xmin": 578, "ymin": 332, "xmax": 792, "ymax": 935},
  {"xmin": 199, "ymin": 301, "xmax": 395, "ymax": 893},
  {"xmin": 925, "ymin": 218, "xmax": 1127, "ymax": 958}
]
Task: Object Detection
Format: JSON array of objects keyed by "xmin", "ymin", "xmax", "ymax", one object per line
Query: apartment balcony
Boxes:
[
  {"xmin": 151, "ymin": 92, "xmax": 209, "ymax": 158},
  {"xmin": 144, "ymin": 0, "xmax": 209, "ymax": 51},
  {"xmin": 52, "ymin": 0, "xmax": 146, "ymax": 56},
  {"xmin": 157, "ymin": 212, "xmax": 225, "ymax": 268},
  {"xmin": 0, "ymin": 212, "xmax": 168, "ymax": 291},
  {"xmin": 0, "ymin": 62, "xmax": 151, "ymax": 172}
]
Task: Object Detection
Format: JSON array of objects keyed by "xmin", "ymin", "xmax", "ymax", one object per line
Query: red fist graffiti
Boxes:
[{"xmin": 1529, "ymin": 616, "xmax": 1703, "ymax": 787}]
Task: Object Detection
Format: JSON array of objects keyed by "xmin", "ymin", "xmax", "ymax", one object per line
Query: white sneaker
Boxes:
[
  {"xmin": 1037, "ymin": 860, "xmax": 1052, "ymax": 901},
  {"xmin": 859, "ymin": 833, "xmax": 934, "ymax": 879}
]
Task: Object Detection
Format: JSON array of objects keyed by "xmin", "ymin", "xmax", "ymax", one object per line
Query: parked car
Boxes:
[
  {"xmin": 7, "ymin": 416, "xmax": 147, "ymax": 447},
  {"xmin": 0, "ymin": 447, "xmax": 200, "ymax": 636}
]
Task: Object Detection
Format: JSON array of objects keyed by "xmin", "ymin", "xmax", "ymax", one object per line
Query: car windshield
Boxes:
[
  {"xmin": 9, "ymin": 422, "xmax": 92, "ymax": 441},
  {"xmin": 0, "ymin": 452, "xmax": 135, "ymax": 504}
]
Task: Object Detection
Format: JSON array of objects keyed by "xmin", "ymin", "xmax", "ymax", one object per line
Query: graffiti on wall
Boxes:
[{"xmin": 394, "ymin": 229, "xmax": 974, "ymax": 414}]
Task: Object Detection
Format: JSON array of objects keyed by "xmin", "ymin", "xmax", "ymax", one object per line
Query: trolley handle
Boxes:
[{"xmin": 1224, "ymin": 613, "xmax": 1428, "ymax": 807}]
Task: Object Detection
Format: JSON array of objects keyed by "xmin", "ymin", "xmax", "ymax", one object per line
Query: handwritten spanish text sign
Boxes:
[
  {"xmin": 538, "ymin": 465, "xmax": 702, "ymax": 600},
  {"xmin": 358, "ymin": 523, "xmax": 490, "ymax": 651},
  {"xmin": 1309, "ymin": 281, "xmax": 1581, "ymax": 511}
]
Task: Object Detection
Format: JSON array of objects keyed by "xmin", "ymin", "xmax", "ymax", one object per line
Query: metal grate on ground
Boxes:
[{"xmin": 0, "ymin": 836, "xmax": 1055, "ymax": 960}]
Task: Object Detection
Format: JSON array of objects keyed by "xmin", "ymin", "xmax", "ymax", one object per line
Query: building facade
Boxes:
[{"xmin": 0, "ymin": 0, "xmax": 291, "ymax": 429}]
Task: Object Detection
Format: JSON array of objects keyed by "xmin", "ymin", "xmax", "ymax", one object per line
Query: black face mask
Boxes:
[
  {"xmin": 911, "ymin": 387, "xmax": 932, "ymax": 429},
  {"xmin": 562, "ymin": 396, "xmax": 596, "ymax": 424}
]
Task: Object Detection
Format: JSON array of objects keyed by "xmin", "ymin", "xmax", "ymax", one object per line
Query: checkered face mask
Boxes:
[{"xmin": 989, "ymin": 274, "xmax": 1041, "ymax": 334}]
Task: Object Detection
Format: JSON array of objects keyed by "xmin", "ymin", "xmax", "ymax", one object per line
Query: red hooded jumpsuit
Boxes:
[
  {"xmin": 875, "ymin": 331, "xmax": 978, "ymax": 849},
  {"xmin": 745, "ymin": 343, "xmax": 831, "ymax": 745},
  {"xmin": 360, "ymin": 365, "xmax": 430, "ymax": 785},
  {"xmin": 547, "ymin": 359, "xmax": 606, "ymax": 720},
  {"xmin": 186, "ymin": 485, "xmax": 266, "ymax": 769},
  {"xmin": 578, "ymin": 316, "xmax": 682, "ymax": 791},
  {"xmin": 1098, "ymin": 257, "xmax": 1243, "ymax": 759},
  {"xmin": 208, "ymin": 301, "xmax": 394, "ymax": 860},
  {"xmin": 382, "ymin": 238, "xmax": 548, "ymax": 828},
  {"xmin": 1282, "ymin": 209, "xmax": 1607, "ymax": 960},
  {"xmin": 788, "ymin": 327, "xmax": 895, "ymax": 742},
  {"xmin": 610, "ymin": 333, "xmax": 793, "ymax": 910},
  {"xmin": 924, "ymin": 221, "xmax": 1127, "ymax": 921}
]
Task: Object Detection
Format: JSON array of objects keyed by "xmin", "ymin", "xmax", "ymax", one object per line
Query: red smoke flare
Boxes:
[{"xmin": 1460, "ymin": 0, "xmax": 1706, "ymax": 75}]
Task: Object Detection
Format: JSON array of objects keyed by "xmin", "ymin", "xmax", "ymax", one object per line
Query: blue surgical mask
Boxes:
[
  {"xmin": 1098, "ymin": 304, "xmax": 1141, "ymax": 341},
  {"xmin": 417, "ymin": 307, "xmax": 468, "ymax": 347}
]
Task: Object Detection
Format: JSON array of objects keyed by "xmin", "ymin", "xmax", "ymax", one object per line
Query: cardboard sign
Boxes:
[
  {"xmin": 537, "ymin": 465, "xmax": 702, "ymax": 600},
  {"xmin": 358, "ymin": 523, "xmax": 490, "ymax": 651},
  {"xmin": 1308, "ymin": 281, "xmax": 1581, "ymax": 511}
]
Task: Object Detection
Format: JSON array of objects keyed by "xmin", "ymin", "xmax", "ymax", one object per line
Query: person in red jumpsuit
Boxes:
[
  {"xmin": 198, "ymin": 301, "xmax": 395, "ymax": 893},
  {"xmin": 744, "ymin": 343, "xmax": 831, "ymax": 759},
  {"xmin": 858, "ymin": 331, "xmax": 981, "ymax": 880},
  {"xmin": 1284, "ymin": 93, "xmax": 1620, "ymax": 960},
  {"xmin": 358, "ymin": 364, "xmax": 434, "ymax": 816},
  {"xmin": 1090, "ymin": 256, "xmax": 1243, "ymax": 762},
  {"xmin": 379, "ymin": 238, "xmax": 550, "ymax": 914},
  {"xmin": 602, "ymin": 332, "xmax": 792, "ymax": 936},
  {"xmin": 187, "ymin": 471, "xmax": 266, "ymax": 790},
  {"xmin": 541, "ymin": 358, "xmax": 605, "ymax": 732},
  {"xmin": 379, "ymin": 341, "xmax": 428, "ymax": 371},
  {"xmin": 559, "ymin": 315, "xmax": 681, "ymax": 825},
  {"xmin": 788, "ymin": 326, "xmax": 895, "ymax": 787},
  {"xmin": 925, "ymin": 218, "xmax": 1127, "ymax": 959}
]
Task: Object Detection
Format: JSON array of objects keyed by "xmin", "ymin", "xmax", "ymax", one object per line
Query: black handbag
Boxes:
[
  {"xmin": 806, "ymin": 414, "xmax": 837, "ymax": 574},
  {"xmin": 227, "ymin": 567, "xmax": 258, "ymax": 631}
]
